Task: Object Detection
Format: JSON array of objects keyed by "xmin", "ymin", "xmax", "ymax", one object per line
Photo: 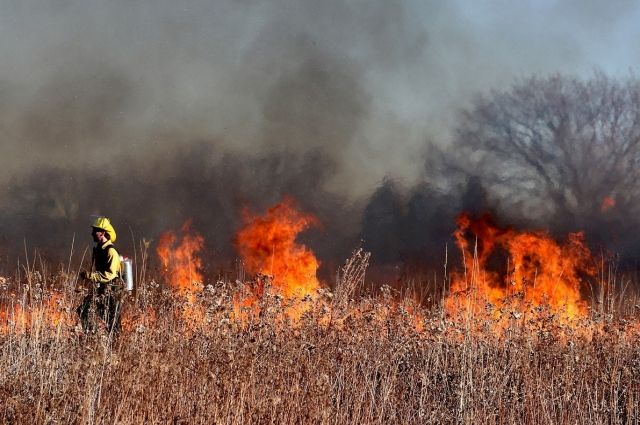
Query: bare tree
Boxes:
[{"xmin": 446, "ymin": 73, "xmax": 640, "ymax": 233}]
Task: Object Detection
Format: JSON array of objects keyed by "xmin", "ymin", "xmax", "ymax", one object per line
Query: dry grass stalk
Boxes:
[{"xmin": 1, "ymin": 255, "xmax": 640, "ymax": 424}]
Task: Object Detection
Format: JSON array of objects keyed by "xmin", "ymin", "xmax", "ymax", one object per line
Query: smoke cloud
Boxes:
[{"xmin": 2, "ymin": 0, "xmax": 640, "ymax": 276}]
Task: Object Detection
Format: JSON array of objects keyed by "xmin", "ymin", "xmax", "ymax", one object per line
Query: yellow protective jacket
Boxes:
[{"xmin": 89, "ymin": 240, "xmax": 121, "ymax": 284}]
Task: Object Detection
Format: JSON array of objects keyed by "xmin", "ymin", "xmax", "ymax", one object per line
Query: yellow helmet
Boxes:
[{"xmin": 91, "ymin": 217, "xmax": 117, "ymax": 242}]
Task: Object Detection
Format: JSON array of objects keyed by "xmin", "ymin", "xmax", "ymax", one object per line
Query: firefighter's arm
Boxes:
[{"xmin": 89, "ymin": 248, "xmax": 121, "ymax": 283}]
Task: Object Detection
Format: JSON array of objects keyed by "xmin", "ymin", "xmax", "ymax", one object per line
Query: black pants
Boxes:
[{"xmin": 77, "ymin": 283, "xmax": 123, "ymax": 334}]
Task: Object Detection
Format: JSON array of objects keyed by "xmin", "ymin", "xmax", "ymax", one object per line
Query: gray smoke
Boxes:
[{"xmin": 2, "ymin": 0, "xmax": 640, "ymax": 275}]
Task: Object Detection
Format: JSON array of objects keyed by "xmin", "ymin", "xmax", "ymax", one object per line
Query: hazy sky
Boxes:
[{"xmin": 2, "ymin": 0, "xmax": 640, "ymax": 199}]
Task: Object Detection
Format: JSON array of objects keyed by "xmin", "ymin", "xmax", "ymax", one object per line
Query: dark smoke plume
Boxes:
[
  {"xmin": 3, "ymin": 1, "xmax": 640, "ymax": 279},
  {"xmin": 443, "ymin": 73, "xmax": 640, "ymax": 260},
  {"xmin": 359, "ymin": 73, "xmax": 640, "ymax": 278},
  {"xmin": 0, "ymin": 145, "xmax": 360, "ymax": 276}
]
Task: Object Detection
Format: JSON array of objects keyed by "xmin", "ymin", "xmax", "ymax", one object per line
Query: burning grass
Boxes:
[
  {"xmin": 1, "ymin": 259, "xmax": 640, "ymax": 424},
  {"xmin": 3, "ymin": 204, "xmax": 640, "ymax": 423}
]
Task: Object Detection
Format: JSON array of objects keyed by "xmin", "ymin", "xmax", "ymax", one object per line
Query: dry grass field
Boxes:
[
  {"xmin": 2, "ymin": 250, "xmax": 640, "ymax": 425},
  {"xmin": 2, "ymin": 205, "xmax": 640, "ymax": 424}
]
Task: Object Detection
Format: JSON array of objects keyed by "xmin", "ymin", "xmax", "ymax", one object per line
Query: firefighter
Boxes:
[{"xmin": 77, "ymin": 217, "xmax": 124, "ymax": 334}]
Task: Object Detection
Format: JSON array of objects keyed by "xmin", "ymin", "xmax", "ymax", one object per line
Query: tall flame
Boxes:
[
  {"xmin": 235, "ymin": 198, "xmax": 320, "ymax": 299},
  {"xmin": 445, "ymin": 213, "xmax": 596, "ymax": 324},
  {"xmin": 601, "ymin": 196, "xmax": 616, "ymax": 212},
  {"xmin": 156, "ymin": 220, "xmax": 204, "ymax": 294},
  {"xmin": 155, "ymin": 220, "xmax": 206, "ymax": 328}
]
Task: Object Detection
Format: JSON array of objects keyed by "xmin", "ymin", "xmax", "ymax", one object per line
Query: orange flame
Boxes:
[
  {"xmin": 445, "ymin": 213, "xmax": 596, "ymax": 326},
  {"xmin": 235, "ymin": 198, "xmax": 321, "ymax": 299},
  {"xmin": 0, "ymin": 292, "xmax": 73, "ymax": 334},
  {"xmin": 233, "ymin": 199, "xmax": 322, "ymax": 323},
  {"xmin": 601, "ymin": 196, "xmax": 616, "ymax": 212},
  {"xmin": 156, "ymin": 220, "xmax": 207, "ymax": 328},
  {"xmin": 156, "ymin": 220, "xmax": 204, "ymax": 295}
]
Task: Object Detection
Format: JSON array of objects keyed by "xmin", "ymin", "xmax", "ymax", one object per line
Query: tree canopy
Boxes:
[{"xmin": 447, "ymin": 73, "xmax": 640, "ymax": 230}]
